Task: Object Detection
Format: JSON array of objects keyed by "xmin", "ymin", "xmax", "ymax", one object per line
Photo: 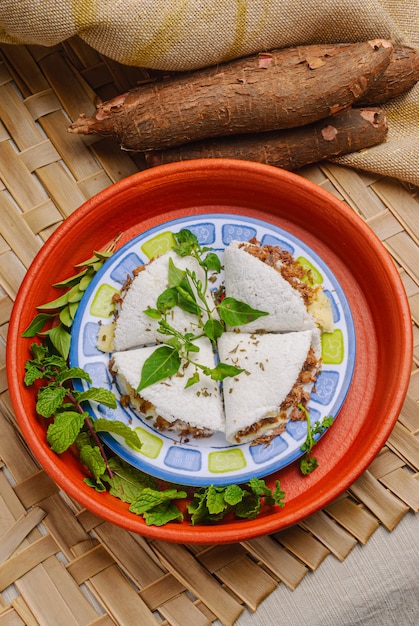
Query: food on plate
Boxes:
[
  {"xmin": 113, "ymin": 250, "xmax": 216, "ymax": 351},
  {"xmin": 110, "ymin": 337, "xmax": 225, "ymax": 438},
  {"xmin": 105, "ymin": 232, "xmax": 333, "ymax": 445},
  {"xmin": 218, "ymin": 331, "xmax": 320, "ymax": 444},
  {"xmin": 223, "ymin": 239, "xmax": 333, "ymax": 334}
]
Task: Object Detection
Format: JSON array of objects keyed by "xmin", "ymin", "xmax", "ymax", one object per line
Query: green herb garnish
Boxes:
[
  {"xmin": 188, "ymin": 478, "xmax": 285, "ymax": 524},
  {"xmin": 138, "ymin": 229, "xmax": 268, "ymax": 391},
  {"xmin": 24, "ymin": 342, "xmax": 142, "ymax": 487},
  {"xmin": 21, "ymin": 236, "xmax": 121, "ymax": 359},
  {"xmin": 299, "ymin": 405, "xmax": 334, "ymax": 475}
]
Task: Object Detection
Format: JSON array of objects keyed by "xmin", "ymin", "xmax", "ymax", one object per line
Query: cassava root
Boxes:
[
  {"xmin": 69, "ymin": 40, "xmax": 393, "ymax": 151},
  {"xmin": 145, "ymin": 108, "xmax": 388, "ymax": 171}
]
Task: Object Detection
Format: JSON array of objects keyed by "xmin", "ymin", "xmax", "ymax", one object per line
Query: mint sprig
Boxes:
[
  {"xmin": 188, "ymin": 478, "xmax": 285, "ymax": 525},
  {"xmin": 24, "ymin": 342, "xmax": 142, "ymax": 481}
]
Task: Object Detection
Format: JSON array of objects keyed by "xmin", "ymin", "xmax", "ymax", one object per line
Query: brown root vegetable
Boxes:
[
  {"xmin": 358, "ymin": 45, "xmax": 419, "ymax": 105},
  {"xmin": 145, "ymin": 108, "xmax": 388, "ymax": 171},
  {"xmin": 69, "ymin": 41, "xmax": 392, "ymax": 152}
]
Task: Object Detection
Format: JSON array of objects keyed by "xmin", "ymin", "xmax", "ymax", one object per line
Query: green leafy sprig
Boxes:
[
  {"xmin": 299, "ymin": 405, "xmax": 334, "ymax": 475},
  {"xmin": 24, "ymin": 342, "xmax": 142, "ymax": 485},
  {"xmin": 138, "ymin": 229, "xmax": 268, "ymax": 391},
  {"xmin": 187, "ymin": 478, "xmax": 285, "ymax": 525},
  {"xmin": 21, "ymin": 236, "xmax": 121, "ymax": 359}
]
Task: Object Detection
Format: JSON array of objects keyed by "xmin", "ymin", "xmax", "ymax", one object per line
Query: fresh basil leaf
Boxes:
[
  {"xmin": 79, "ymin": 274, "xmax": 93, "ymax": 291},
  {"xmin": 173, "ymin": 229, "xmax": 199, "ymax": 256},
  {"xmin": 185, "ymin": 371, "xmax": 200, "ymax": 388},
  {"xmin": 202, "ymin": 252, "xmax": 221, "ymax": 273},
  {"xmin": 137, "ymin": 345, "xmax": 181, "ymax": 391},
  {"xmin": 143, "ymin": 307, "xmax": 162, "ymax": 320},
  {"xmin": 53, "ymin": 269, "xmax": 88, "ymax": 288},
  {"xmin": 167, "ymin": 257, "xmax": 186, "ymax": 287},
  {"xmin": 203, "ymin": 318, "xmax": 224, "ymax": 341},
  {"xmin": 44, "ymin": 325, "xmax": 71, "ymax": 359},
  {"xmin": 207, "ymin": 362, "xmax": 244, "ymax": 381},
  {"xmin": 37, "ymin": 292, "xmax": 70, "ymax": 310},
  {"xmin": 157, "ymin": 287, "xmax": 178, "ymax": 312},
  {"xmin": 21, "ymin": 313, "xmax": 55, "ymax": 337},
  {"xmin": 217, "ymin": 297, "xmax": 268, "ymax": 326},
  {"xmin": 175, "ymin": 277, "xmax": 200, "ymax": 315},
  {"xmin": 67, "ymin": 284, "xmax": 84, "ymax": 304}
]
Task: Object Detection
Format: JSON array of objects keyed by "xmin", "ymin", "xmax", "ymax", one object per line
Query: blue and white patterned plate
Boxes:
[{"xmin": 70, "ymin": 214, "xmax": 355, "ymax": 487}]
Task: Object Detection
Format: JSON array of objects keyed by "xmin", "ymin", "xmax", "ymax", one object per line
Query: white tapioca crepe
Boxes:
[
  {"xmin": 218, "ymin": 330, "xmax": 317, "ymax": 444},
  {"xmin": 223, "ymin": 241, "xmax": 333, "ymax": 334},
  {"xmin": 111, "ymin": 337, "xmax": 225, "ymax": 435},
  {"xmin": 113, "ymin": 250, "xmax": 217, "ymax": 351}
]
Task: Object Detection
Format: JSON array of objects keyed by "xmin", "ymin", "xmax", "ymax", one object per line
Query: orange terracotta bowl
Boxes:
[{"xmin": 7, "ymin": 159, "xmax": 412, "ymax": 543}]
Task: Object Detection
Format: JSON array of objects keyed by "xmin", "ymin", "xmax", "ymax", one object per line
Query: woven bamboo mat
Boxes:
[{"xmin": 0, "ymin": 37, "xmax": 418, "ymax": 626}]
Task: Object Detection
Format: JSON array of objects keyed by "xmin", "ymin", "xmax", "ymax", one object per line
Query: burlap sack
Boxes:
[{"xmin": 0, "ymin": 1, "xmax": 417, "ymax": 186}]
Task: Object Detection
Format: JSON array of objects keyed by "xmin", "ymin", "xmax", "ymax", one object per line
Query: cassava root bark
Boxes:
[
  {"xmin": 358, "ymin": 45, "xmax": 419, "ymax": 105},
  {"xmin": 69, "ymin": 40, "xmax": 393, "ymax": 151},
  {"xmin": 145, "ymin": 108, "xmax": 388, "ymax": 171}
]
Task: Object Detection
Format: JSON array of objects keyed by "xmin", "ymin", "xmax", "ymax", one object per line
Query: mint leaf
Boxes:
[
  {"xmin": 224, "ymin": 484, "xmax": 245, "ymax": 506},
  {"xmin": 234, "ymin": 493, "xmax": 261, "ymax": 519},
  {"xmin": 46, "ymin": 410, "xmax": 86, "ymax": 453},
  {"xmin": 129, "ymin": 487, "xmax": 187, "ymax": 514},
  {"xmin": 141, "ymin": 502, "xmax": 184, "ymax": 526},
  {"xmin": 75, "ymin": 387, "xmax": 117, "ymax": 408},
  {"xmin": 79, "ymin": 444, "xmax": 107, "ymax": 481},
  {"xmin": 137, "ymin": 345, "xmax": 181, "ymax": 391},
  {"xmin": 93, "ymin": 418, "xmax": 142, "ymax": 450},
  {"xmin": 36, "ymin": 385, "xmax": 67, "ymax": 417},
  {"xmin": 206, "ymin": 485, "xmax": 229, "ymax": 515},
  {"xmin": 105, "ymin": 458, "xmax": 157, "ymax": 503},
  {"xmin": 24, "ymin": 363, "xmax": 47, "ymax": 386},
  {"xmin": 56, "ymin": 367, "xmax": 92, "ymax": 385},
  {"xmin": 217, "ymin": 297, "xmax": 268, "ymax": 326}
]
